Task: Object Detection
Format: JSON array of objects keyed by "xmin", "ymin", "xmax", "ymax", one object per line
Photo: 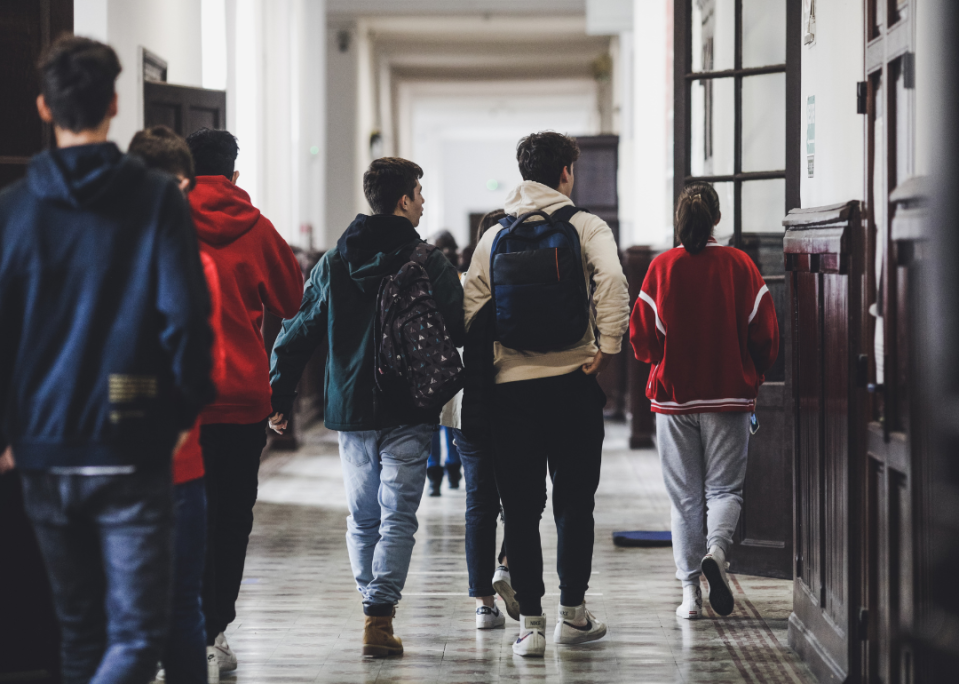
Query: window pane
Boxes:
[
  {"xmin": 743, "ymin": 72, "xmax": 786, "ymax": 172},
  {"xmin": 691, "ymin": 77, "xmax": 735, "ymax": 177},
  {"xmin": 692, "ymin": 0, "xmax": 735, "ymax": 73},
  {"xmin": 743, "ymin": 0, "xmax": 786, "ymax": 68},
  {"xmin": 742, "ymin": 179, "xmax": 786, "ymax": 233}
]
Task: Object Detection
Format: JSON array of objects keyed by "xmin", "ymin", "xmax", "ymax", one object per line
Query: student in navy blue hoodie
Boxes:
[{"xmin": 0, "ymin": 37, "xmax": 216, "ymax": 684}]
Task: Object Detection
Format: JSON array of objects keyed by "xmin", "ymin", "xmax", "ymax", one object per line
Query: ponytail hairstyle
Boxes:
[{"xmin": 675, "ymin": 182, "xmax": 721, "ymax": 255}]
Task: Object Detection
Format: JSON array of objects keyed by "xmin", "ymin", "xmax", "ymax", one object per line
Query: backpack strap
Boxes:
[
  {"xmin": 409, "ymin": 241, "xmax": 436, "ymax": 267},
  {"xmin": 550, "ymin": 204, "xmax": 587, "ymax": 223}
]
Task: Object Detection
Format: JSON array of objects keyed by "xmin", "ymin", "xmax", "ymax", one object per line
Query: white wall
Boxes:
[
  {"xmin": 799, "ymin": 0, "xmax": 865, "ymax": 208},
  {"xmin": 74, "ymin": 0, "xmax": 204, "ymax": 149},
  {"xmin": 632, "ymin": 0, "xmax": 671, "ymax": 247}
]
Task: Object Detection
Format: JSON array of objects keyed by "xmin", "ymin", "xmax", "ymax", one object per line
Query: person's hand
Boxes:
[
  {"xmin": 269, "ymin": 412, "xmax": 288, "ymax": 434},
  {"xmin": 0, "ymin": 447, "xmax": 15, "ymax": 475},
  {"xmin": 172, "ymin": 430, "xmax": 191, "ymax": 457},
  {"xmin": 582, "ymin": 350, "xmax": 611, "ymax": 376}
]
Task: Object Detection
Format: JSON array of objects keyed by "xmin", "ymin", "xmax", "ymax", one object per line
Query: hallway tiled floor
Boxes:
[{"xmin": 222, "ymin": 423, "xmax": 816, "ymax": 683}]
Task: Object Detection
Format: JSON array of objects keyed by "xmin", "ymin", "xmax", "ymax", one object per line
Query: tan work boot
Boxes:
[{"xmin": 362, "ymin": 611, "xmax": 404, "ymax": 657}]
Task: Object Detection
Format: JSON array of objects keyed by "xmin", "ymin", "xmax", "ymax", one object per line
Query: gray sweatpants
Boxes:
[{"xmin": 656, "ymin": 412, "xmax": 750, "ymax": 585}]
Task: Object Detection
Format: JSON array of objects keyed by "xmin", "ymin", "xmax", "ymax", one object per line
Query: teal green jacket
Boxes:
[{"xmin": 269, "ymin": 214, "xmax": 465, "ymax": 431}]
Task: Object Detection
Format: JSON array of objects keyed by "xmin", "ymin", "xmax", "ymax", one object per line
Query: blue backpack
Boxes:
[{"xmin": 489, "ymin": 205, "xmax": 590, "ymax": 352}]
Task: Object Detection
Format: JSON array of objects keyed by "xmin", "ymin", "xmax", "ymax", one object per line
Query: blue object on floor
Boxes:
[{"xmin": 612, "ymin": 530, "xmax": 672, "ymax": 547}]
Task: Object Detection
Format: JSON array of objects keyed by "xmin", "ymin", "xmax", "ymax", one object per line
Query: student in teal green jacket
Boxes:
[{"xmin": 268, "ymin": 158, "xmax": 464, "ymax": 656}]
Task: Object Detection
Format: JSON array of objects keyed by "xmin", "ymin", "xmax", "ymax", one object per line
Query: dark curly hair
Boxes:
[
  {"xmin": 675, "ymin": 182, "xmax": 721, "ymax": 255},
  {"xmin": 38, "ymin": 36, "xmax": 122, "ymax": 132},
  {"xmin": 186, "ymin": 128, "xmax": 239, "ymax": 180},
  {"xmin": 516, "ymin": 131, "xmax": 580, "ymax": 189},
  {"xmin": 363, "ymin": 157, "xmax": 423, "ymax": 215},
  {"xmin": 128, "ymin": 126, "xmax": 196, "ymax": 190}
]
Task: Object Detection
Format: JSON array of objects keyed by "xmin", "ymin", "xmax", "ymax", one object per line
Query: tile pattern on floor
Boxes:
[{"xmin": 222, "ymin": 423, "xmax": 816, "ymax": 683}]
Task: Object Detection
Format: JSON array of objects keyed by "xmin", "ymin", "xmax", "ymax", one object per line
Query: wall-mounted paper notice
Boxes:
[{"xmin": 806, "ymin": 96, "xmax": 816, "ymax": 178}]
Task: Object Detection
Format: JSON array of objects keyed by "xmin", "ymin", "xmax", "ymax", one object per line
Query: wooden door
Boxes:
[
  {"xmin": 569, "ymin": 135, "xmax": 627, "ymax": 420},
  {"xmin": 673, "ymin": 0, "xmax": 802, "ymax": 577},
  {"xmin": 861, "ymin": 2, "xmax": 920, "ymax": 682},
  {"xmin": 785, "ymin": 201, "xmax": 866, "ymax": 684},
  {"xmin": 143, "ymin": 81, "xmax": 227, "ymax": 137},
  {"xmin": 0, "ymin": 3, "xmax": 72, "ymax": 682},
  {"xmin": 729, "ymin": 235, "xmax": 792, "ymax": 579},
  {"xmin": 0, "ymin": 0, "xmax": 72, "ymax": 189}
]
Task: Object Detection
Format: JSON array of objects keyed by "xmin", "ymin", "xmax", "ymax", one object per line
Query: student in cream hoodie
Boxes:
[{"xmin": 462, "ymin": 132, "xmax": 629, "ymax": 657}]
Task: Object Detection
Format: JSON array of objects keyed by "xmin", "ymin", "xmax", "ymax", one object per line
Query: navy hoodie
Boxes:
[{"xmin": 0, "ymin": 143, "xmax": 216, "ymax": 470}]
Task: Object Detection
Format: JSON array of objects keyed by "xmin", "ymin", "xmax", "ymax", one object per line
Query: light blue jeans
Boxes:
[
  {"xmin": 337, "ymin": 424, "xmax": 432, "ymax": 612},
  {"xmin": 656, "ymin": 412, "xmax": 750, "ymax": 586}
]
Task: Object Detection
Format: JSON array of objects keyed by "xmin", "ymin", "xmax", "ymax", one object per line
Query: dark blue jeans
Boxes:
[
  {"xmin": 427, "ymin": 426, "xmax": 461, "ymax": 469},
  {"xmin": 453, "ymin": 429, "xmax": 504, "ymax": 598},
  {"xmin": 20, "ymin": 468, "xmax": 174, "ymax": 684},
  {"xmin": 163, "ymin": 478, "xmax": 207, "ymax": 683}
]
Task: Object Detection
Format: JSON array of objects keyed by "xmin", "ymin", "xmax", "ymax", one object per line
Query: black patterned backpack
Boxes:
[{"xmin": 374, "ymin": 242, "xmax": 464, "ymax": 410}]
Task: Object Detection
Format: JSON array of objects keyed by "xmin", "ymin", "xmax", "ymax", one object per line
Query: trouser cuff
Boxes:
[
  {"xmin": 363, "ymin": 602, "xmax": 395, "ymax": 617},
  {"xmin": 469, "ymin": 587, "xmax": 495, "ymax": 598},
  {"xmin": 559, "ymin": 592, "xmax": 585, "ymax": 608}
]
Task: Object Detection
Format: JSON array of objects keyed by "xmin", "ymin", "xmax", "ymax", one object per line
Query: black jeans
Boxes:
[
  {"xmin": 200, "ymin": 421, "xmax": 267, "ymax": 644},
  {"xmin": 491, "ymin": 371, "xmax": 605, "ymax": 616},
  {"xmin": 21, "ymin": 468, "xmax": 174, "ymax": 684},
  {"xmin": 453, "ymin": 429, "xmax": 506, "ymax": 597}
]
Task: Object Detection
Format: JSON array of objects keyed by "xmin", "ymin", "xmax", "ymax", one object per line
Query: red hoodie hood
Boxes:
[{"xmin": 189, "ymin": 176, "xmax": 262, "ymax": 246}]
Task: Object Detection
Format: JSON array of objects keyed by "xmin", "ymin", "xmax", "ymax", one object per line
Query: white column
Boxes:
[
  {"xmin": 632, "ymin": 0, "xmax": 671, "ymax": 247},
  {"xmin": 325, "ymin": 20, "xmax": 360, "ymax": 247}
]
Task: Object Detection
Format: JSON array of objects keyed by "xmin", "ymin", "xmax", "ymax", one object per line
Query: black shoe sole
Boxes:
[{"xmin": 701, "ymin": 557, "xmax": 734, "ymax": 616}]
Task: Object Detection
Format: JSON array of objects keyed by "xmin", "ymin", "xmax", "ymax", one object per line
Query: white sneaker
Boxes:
[
  {"xmin": 512, "ymin": 614, "xmax": 547, "ymax": 658},
  {"xmin": 206, "ymin": 647, "xmax": 220, "ymax": 683},
  {"xmin": 676, "ymin": 584, "xmax": 703, "ymax": 619},
  {"xmin": 476, "ymin": 604, "xmax": 506, "ymax": 629},
  {"xmin": 701, "ymin": 545, "xmax": 734, "ymax": 616},
  {"xmin": 492, "ymin": 566, "xmax": 520, "ymax": 621},
  {"xmin": 213, "ymin": 632, "xmax": 237, "ymax": 672},
  {"xmin": 150, "ymin": 664, "xmax": 165, "ymax": 683},
  {"xmin": 553, "ymin": 602, "xmax": 607, "ymax": 644}
]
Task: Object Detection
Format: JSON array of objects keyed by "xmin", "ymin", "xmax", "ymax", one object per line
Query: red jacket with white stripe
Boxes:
[{"xmin": 629, "ymin": 239, "xmax": 779, "ymax": 415}]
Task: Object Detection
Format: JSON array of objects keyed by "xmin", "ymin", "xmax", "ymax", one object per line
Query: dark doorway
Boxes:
[{"xmin": 143, "ymin": 81, "xmax": 227, "ymax": 137}]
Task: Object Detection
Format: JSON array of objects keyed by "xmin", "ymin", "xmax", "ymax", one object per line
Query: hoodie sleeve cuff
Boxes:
[
  {"xmin": 271, "ymin": 392, "xmax": 296, "ymax": 418},
  {"xmin": 598, "ymin": 335, "xmax": 623, "ymax": 355}
]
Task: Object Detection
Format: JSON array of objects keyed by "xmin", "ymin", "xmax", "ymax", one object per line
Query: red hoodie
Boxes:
[
  {"xmin": 189, "ymin": 176, "xmax": 303, "ymax": 425},
  {"xmin": 630, "ymin": 239, "xmax": 779, "ymax": 415},
  {"xmin": 174, "ymin": 252, "xmax": 227, "ymax": 484}
]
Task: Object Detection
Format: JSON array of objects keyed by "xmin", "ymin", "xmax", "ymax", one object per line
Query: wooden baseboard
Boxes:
[{"xmin": 787, "ymin": 612, "xmax": 848, "ymax": 684}]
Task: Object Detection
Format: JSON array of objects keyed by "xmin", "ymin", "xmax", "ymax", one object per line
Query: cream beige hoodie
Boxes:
[{"xmin": 463, "ymin": 181, "xmax": 630, "ymax": 384}]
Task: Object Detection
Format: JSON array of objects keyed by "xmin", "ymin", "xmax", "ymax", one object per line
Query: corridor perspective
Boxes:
[
  {"xmin": 233, "ymin": 423, "xmax": 814, "ymax": 683},
  {"xmin": 3, "ymin": 1, "xmax": 959, "ymax": 684}
]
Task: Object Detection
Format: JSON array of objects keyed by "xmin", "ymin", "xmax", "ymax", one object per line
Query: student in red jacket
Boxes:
[
  {"xmin": 186, "ymin": 128, "xmax": 304, "ymax": 674},
  {"xmin": 129, "ymin": 125, "xmax": 228, "ymax": 684},
  {"xmin": 630, "ymin": 182, "xmax": 779, "ymax": 620}
]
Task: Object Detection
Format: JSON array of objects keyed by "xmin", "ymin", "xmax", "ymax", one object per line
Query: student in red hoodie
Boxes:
[
  {"xmin": 185, "ymin": 128, "xmax": 303, "ymax": 674},
  {"xmin": 630, "ymin": 182, "xmax": 779, "ymax": 621},
  {"xmin": 129, "ymin": 125, "xmax": 228, "ymax": 684}
]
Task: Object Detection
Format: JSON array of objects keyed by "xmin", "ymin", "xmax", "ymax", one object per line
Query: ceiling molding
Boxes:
[{"xmin": 328, "ymin": 0, "xmax": 586, "ymax": 18}]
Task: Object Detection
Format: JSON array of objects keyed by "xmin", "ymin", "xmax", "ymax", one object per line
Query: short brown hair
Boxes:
[
  {"xmin": 363, "ymin": 157, "xmax": 423, "ymax": 215},
  {"xmin": 38, "ymin": 35, "xmax": 121, "ymax": 132},
  {"xmin": 128, "ymin": 126, "xmax": 196, "ymax": 190},
  {"xmin": 516, "ymin": 132, "xmax": 580, "ymax": 189}
]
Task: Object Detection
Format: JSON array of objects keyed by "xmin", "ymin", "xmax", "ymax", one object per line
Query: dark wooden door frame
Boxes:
[
  {"xmin": 143, "ymin": 81, "xmax": 227, "ymax": 138},
  {"xmin": 673, "ymin": 0, "xmax": 802, "ymax": 247}
]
